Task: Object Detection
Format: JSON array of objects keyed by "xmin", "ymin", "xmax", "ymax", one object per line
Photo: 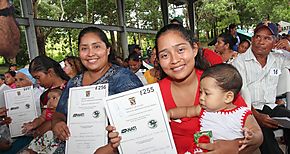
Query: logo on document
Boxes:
[
  {"xmin": 17, "ymin": 91, "xmax": 21, "ymax": 96},
  {"xmin": 85, "ymin": 91, "xmax": 90, "ymax": 97},
  {"xmin": 148, "ymin": 119, "xmax": 157, "ymax": 129},
  {"xmin": 10, "ymin": 106, "xmax": 19, "ymax": 111},
  {"xmin": 92, "ymin": 110, "xmax": 100, "ymax": 118},
  {"xmin": 121, "ymin": 126, "xmax": 137, "ymax": 134},
  {"xmin": 128, "ymin": 97, "xmax": 136, "ymax": 106},
  {"xmin": 25, "ymin": 104, "xmax": 30, "ymax": 109},
  {"xmin": 72, "ymin": 113, "xmax": 84, "ymax": 117}
]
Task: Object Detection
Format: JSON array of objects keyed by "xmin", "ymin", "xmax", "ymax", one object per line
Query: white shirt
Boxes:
[
  {"xmin": 232, "ymin": 48, "xmax": 290, "ymax": 110},
  {"xmin": 200, "ymin": 107, "xmax": 251, "ymax": 140},
  {"xmin": 135, "ymin": 70, "xmax": 148, "ymax": 85},
  {"xmin": 33, "ymin": 85, "xmax": 45, "ymax": 116}
]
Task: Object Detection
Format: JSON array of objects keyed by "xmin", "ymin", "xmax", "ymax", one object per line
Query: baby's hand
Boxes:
[
  {"xmin": 239, "ymin": 127, "xmax": 254, "ymax": 151},
  {"xmin": 22, "ymin": 122, "xmax": 34, "ymax": 134}
]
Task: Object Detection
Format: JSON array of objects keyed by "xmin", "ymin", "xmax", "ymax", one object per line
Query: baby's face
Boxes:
[
  {"xmin": 47, "ymin": 91, "xmax": 61, "ymax": 109},
  {"xmin": 199, "ymin": 77, "xmax": 228, "ymax": 112}
]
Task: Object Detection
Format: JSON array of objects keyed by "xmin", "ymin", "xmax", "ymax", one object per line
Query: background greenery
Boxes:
[{"xmin": 0, "ymin": 0, "xmax": 289, "ymax": 70}]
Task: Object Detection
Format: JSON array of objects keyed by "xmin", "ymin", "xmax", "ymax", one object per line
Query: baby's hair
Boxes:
[
  {"xmin": 5, "ymin": 71, "xmax": 16, "ymax": 77},
  {"xmin": 200, "ymin": 63, "xmax": 242, "ymax": 98},
  {"xmin": 240, "ymin": 39, "xmax": 251, "ymax": 46},
  {"xmin": 49, "ymin": 88, "xmax": 63, "ymax": 97}
]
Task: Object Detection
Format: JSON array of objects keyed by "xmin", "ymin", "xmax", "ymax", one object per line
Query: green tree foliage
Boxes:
[
  {"xmin": 235, "ymin": 0, "xmax": 289, "ymax": 28},
  {"xmin": 195, "ymin": 0, "xmax": 289, "ymax": 39},
  {"xmin": 10, "ymin": 0, "xmax": 288, "ymax": 65}
]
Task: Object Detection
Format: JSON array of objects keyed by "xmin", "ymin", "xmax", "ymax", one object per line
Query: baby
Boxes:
[
  {"xmin": 167, "ymin": 63, "xmax": 261, "ymax": 153},
  {"xmin": 22, "ymin": 88, "xmax": 62, "ymax": 134}
]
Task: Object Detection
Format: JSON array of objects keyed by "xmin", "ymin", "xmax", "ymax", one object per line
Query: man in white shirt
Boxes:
[{"xmin": 233, "ymin": 22, "xmax": 290, "ymax": 154}]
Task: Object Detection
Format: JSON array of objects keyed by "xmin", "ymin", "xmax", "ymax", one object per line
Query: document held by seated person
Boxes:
[
  {"xmin": 66, "ymin": 84, "xmax": 108, "ymax": 154},
  {"xmin": 105, "ymin": 83, "xmax": 177, "ymax": 154},
  {"xmin": 272, "ymin": 117, "xmax": 290, "ymax": 128},
  {"xmin": 4, "ymin": 86, "xmax": 38, "ymax": 137},
  {"xmin": 0, "ymin": 84, "xmax": 11, "ymax": 108}
]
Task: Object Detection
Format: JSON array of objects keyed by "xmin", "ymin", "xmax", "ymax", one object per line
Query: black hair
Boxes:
[
  {"xmin": 128, "ymin": 52, "xmax": 142, "ymax": 62},
  {"xmin": 170, "ymin": 17, "xmax": 183, "ymax": 25},
  {"xmin": 228, "ymin": 24, "xmax": 237, "ymax": 30},
  {"xmin": 0, "ymin": 74, "xmax": 5, "ymax": 80},
  {"xmin": 78, "ymin": 27, "xmax": 111, "ymax": 50},
  {"xmin": 218, "ymin": 33, "xmax": 237, "ymax": 50},
  {"xmin": 9, "ymin": 64, "xmax": 17, "ymax": 67},
  {"xmin": 240, "ymin": 39, "xmax": 251, "ymax": 46},
  {"xmin": 201, "ymin": 63, "xmax": 242, "ymax": 98},
  {"xmin": 63, "ymin": 56, "xmax": 86, "ymax": 75},
  {"xmin": 155, "ymin": 24, "xmax": 210, "ymax": 79},
  {"xmin": 78, "ymin": 27, "xmax": 116, "ymax": 64},
  {"xmin": 29, "ymin": 55, "xmax": 70, "ymax": 81},
  {"xmin": 5, "ymin": 71, "xmax": 16, "ymax": 77}
]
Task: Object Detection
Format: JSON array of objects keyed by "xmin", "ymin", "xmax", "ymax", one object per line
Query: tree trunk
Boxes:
[
  {"xmin": 110, "ymin": 31, "xmax": 117, "ymax": 53},
  {"xmin": 116, "ymin": 32, "xmax": 123, "ymax": 57},
  {"xmin": 206, "ymin": 31, "xmax": 209, "ymax": 41},
  {"xmin": 35, "ymin": 27, "xmax": 46, "ymax": 55},
  {"xmin": 68, "ymin": 30, "xmax": 73, "ymax": 56},
  {"xmin": 32, "ymin": 0, "xmax": 45, "ymax": 55}
]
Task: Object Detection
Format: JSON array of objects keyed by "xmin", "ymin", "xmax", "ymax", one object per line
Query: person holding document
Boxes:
[
  {"xmin": 21, "ymin": 88, "xmax": 62, "ymax": 153},
  {"xmin": 107, "ymin": 24, "xmax": 262, "ymax": 154},
  {"xmin": 167, "ymin": 63, "xmax": 262, "ymax": 153},
  {"xmin": 22, "ymin": 88, "xmax": 62, "ymax": 134},
  {"xmin": 52, "ymin": 26, "xmax": 143, "ymax": 153}
]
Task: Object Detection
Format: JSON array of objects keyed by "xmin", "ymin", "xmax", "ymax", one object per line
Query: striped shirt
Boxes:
[{"xmin": 232, "ymin": 48, "xmax": 290, "ymax": 110}]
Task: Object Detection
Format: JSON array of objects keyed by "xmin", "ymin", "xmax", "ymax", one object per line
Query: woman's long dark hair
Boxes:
[
  {"xmin": 29, "ymin": 55, "xmax": 70, "ymax": 81},
  {"xmin": 155, "ymin": 24, "xmax": 210, "ymax": 79}
]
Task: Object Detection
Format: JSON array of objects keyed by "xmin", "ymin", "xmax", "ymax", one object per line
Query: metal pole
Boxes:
[
  {"xmin": 116, "ymin": 0, "xmax": 129, "ymax": 59},
  {"xmin": 160, "ymin": 0, "xmax": 169, "ymax": 26},
  {"xmin": 187, "ymin": 0, "xmax": 195, "ymax": 33},
  {"xmin": 20, "ymin": 0, "xmax": 39, "ymax": 60}
]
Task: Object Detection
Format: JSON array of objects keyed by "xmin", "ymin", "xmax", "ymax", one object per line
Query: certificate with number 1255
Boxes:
[
  {"xmin": 66, "ymin": 84, "xmax": 108, "ymax": 154},
  {"xmin": 105, "ymin": 83, "xmax": 177, "ymax": 154}
]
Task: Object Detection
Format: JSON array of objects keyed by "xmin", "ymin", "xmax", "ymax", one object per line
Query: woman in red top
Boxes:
[
  {"xmin": 106, "ymin": 24, "xmax": 262, "ymax": 154},
  {"xmin": 156, "ymin": 24, "xmax": 261, "ymax": 153}
]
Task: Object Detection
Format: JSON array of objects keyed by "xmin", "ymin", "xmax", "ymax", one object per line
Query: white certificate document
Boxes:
[
  {"xmin": 4, "ymin": 86, "xmax": 38, "ymax": 137},
  {"xmin": 0, "ymin": 84, "xmax": 11, "ymax": 108},
  {"xmin": 105, "ymin": 83, "xmax": 177, "ymax": 154},
  {"xmin": 66, "ymin": 84, "xmax": 108, "ymax": 154}
]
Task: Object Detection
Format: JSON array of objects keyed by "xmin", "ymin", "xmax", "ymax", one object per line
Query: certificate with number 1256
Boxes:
[
  {"xmin": 105, "ymin": 83, "xmax": 177, "ymax": 154},
  {"xmin": 66, "ymin": 84, "xmax": 108, "ymax": 154}
]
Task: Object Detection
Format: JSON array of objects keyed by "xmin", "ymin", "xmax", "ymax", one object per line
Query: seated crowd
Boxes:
[{"xmin": 0, "ymin": 19, "xmax": 289, "ymax": 154}]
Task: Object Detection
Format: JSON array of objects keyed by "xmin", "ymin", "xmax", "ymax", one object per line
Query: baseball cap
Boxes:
[
  {"xmin": 170, "ymin": 17, "xmax": 183, "ymax": 25},
  {"xmin": 254, "ymin": 22, "xmax": 278, "ymax": 36}
]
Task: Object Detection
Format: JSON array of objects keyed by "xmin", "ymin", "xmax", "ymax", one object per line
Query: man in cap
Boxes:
[
  {"xmin": 233, "ymin": 22, "xmax": 290, "ymax": 154},
  {"xmin": 170, "ymin": 17, "xmax": 183, "ymax": 25}
]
